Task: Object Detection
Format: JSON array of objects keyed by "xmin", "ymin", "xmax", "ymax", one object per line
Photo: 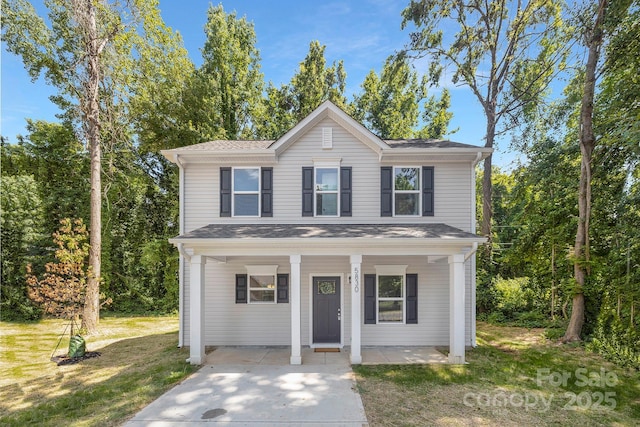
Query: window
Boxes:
[
  {"xmin": 394, "ymin": 167, "xmax": 420, "ymax": 216},
  {"xmin": 380, "ymin": 166, "xmax": 433, "ymax": 217},
  {"xmin": 233, "ymin": 168, "xmax": 260, "ymax": 216},
  {"xmin": 315, "ymin": 167, "xmax": 338, "ymax": 216},
  {"xmin": 249, "ymin": 275, "xmax": 275, "ymax": 303},
  {"xmin": 378, "ymin": 275, "xmax": 404, "ymax": 322},
  {"xmin": 245, "ymin": 265, "xmax": 278, "ymax": 304},
  {"xmin": 375, "ymin": 265, "xmax": 407, "ymax": 323}
]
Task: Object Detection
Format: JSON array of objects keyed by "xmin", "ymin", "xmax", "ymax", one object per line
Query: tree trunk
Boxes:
[
  {"xmin": 481, "ymin": 110, "xmax": 496, "ymax": 261},
  {"xmin": 563, "ymin": 0, "xmax": 607, "ymax": 342},
  {"xmin": 81, "ymin": 0, "xmax": 101, "ymax": 334}
]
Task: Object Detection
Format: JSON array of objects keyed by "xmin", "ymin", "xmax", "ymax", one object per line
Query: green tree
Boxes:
[
  {"xmin": 0, "ymin": 174, "xmax": 45, "ymax": 320},
  {"xmin": 196, "ymin": 4, "xmax": 264, "ymax": 140},
  {"xmin": 256, "ymin": 41, "xmax": 347, "ymax": 139},
  {"xmin": 401, "ymin": 0, "xmax": 569, "ymax": 243},
  {"xmin": 351, "ymin": 55, "xmax": 452, "ymax": 139},
  {"xmin": 2, "ymin": 0, "xmax": 188, "ymax": 331}
]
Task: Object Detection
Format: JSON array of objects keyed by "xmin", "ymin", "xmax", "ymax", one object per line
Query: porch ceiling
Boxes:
[{"xmin": 170, "ymin": 223, "xmax": 486, "ymax": 257}]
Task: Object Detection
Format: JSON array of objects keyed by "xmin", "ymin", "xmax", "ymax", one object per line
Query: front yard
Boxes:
[
  {"xmin": 2, "ymin": 317, "xmax": 638, "ymax": 426},
  {"xmin": 0, "ymin": 315, "xmax": 195, "ymax": 426},
  {"xmin": 354, "ymin": 322, "xmax": 640, "ymax": 426}
]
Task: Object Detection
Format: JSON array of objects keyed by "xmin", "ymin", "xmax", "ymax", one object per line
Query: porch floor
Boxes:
[{"xmin": 204, "ymin": 346, "xmax": 448, "ymax": 366}]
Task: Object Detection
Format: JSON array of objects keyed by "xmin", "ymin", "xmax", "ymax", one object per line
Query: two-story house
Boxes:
[{"xmin": 162, "ymin": 101, "xmax": 491, "ymax": 365}]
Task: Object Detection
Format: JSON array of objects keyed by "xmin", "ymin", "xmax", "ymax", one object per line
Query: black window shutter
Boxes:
[
  {"xmin": 302, "ymin": 167, "xmax": 314, "ymax": 216},
  {"xmin": 277, "ymin": 274, "xmax": 289, "ymax": 303},
  {"xmin": 220, "ymin": 167, "xmax": 232, "ymax": 217},
  {"xmin": 340, "ymin": 166, "xmax": 352, "ymax": 217},
  {"xmin": 364, "ymin": 274, "xmax": 377, "ymax": 324},
  {"xmin": 380, "ymin": 166, "xmax": 393, "ymax": 217},
  {"xmin": 406, "ymin": 274, "xmax": 418, "ymax": 324},
  {"xmin": 261, "ymin": 167, "xmax": 273, "ymax": 217},
  {"xmin": 422, "ymin": 166, "xmax": 434, "ymax": 216},
  {"xmin": 235, "ymin": 274, "xmax": 248, "ymax": 303}
]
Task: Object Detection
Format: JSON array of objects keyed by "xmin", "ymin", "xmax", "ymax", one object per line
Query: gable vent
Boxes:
[{"xmin": 322, "ymin": 127, "xmax": 333, "ymax": 149}]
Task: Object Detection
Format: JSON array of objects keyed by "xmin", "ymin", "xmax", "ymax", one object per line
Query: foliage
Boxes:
[
  {"xmin": 26, "ymin": 219, "xmax": 90, "ymax": 319},
  {"xmin": 589, "ymin": 311, "xmax": 640, "ymax": 369},
  {"xmin": 0, "ymin": 174, "xmax": 44, "ymax": 320},
  {"xmin": 350, "ymin": 54, "xmax": 453, "ymax": 139},
  {"xmin": 197, "ymin": 4, "xmax": 264, "ymax": 140},
  {"xmin": 401, "ymin": 0, "xmax": 570, "ymax": 239},
  {"xmin": 255, "ymin": 41, "xmax": 346, "ymax": 139}
]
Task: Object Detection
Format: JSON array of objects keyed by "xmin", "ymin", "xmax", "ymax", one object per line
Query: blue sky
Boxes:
[{"xmin": 1, "ymin": 0, "xmax": 518, "ymax": 168}]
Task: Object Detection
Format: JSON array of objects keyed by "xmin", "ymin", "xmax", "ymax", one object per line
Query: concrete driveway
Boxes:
[{"xmin": 125, "ymin": 348, "xmax": 368, "ymax": 426}]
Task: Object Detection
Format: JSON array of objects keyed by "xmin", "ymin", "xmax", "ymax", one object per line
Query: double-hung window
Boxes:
[
  {"xmin": 380, "ymin": 166, "xmax": 434, "ymax": 217},
  {"xmin": 315, "ymin": 167, "xmax": 339, "ymax": 216},
  {"xmin": 375, "ymin": 265, "xmax": 407, "ymax": 323},
  {"xmin": 394, "ymin": 167, "xmax": 420, "ymax": 216},
  {"xmin": 233, "ymin": 167, "xmax": 260, "ymax": 216},
  {"xmin": 246, "ymin": 265, "xmax": 277, "ymax": 304}
]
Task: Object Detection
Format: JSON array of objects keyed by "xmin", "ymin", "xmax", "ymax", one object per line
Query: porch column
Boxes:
[
  {"xmin": 448, "ymin": 254, "xmax": 465, "ymax": 364},
  {"xmin": 189, "ymin": 255, "xmax": 206, "ymax": 365},
  {"xmin": 290, "ymin": 255, "xmax": 302, "ymax": 365},
  {"xmin": 350, "ymin": 255, "xmax": 362, "ymax": 364}
]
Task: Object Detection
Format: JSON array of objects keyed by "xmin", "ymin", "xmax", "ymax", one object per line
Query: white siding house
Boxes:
[{"xmin": 162, "ymin": 101, "xmax": 491, "ymax": 365}]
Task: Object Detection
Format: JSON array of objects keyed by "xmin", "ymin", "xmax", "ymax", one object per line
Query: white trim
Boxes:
[
  {"xmin": 308, "ymin": 273, "xmax": 345, "ymax": 348},
  {"xmin": 176, "ymin": 154, "xmax": 185, "ymax": 347},
  {"xmin": 290, "ymin": 255, "xmax": 302, "ymax": 364},
  {"xmin": 392, "ymin": 166, "xmax": 421, "ymax": 217},
  {"xmin": 313, "ymin": 160, "xmax": 341, "ymax": 217},
  {"xmin": 245, "ymin": 265, "xmax": 278, "ymax": 304},
  {"xmin": 374, "ymin": 265, "xmax": 408, "ymax": 324},
  {"xmin": 232, "ymin": 166, "xmax": 261, "ymax": 217}
]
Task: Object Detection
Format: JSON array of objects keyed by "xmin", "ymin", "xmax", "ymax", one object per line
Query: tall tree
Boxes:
[
  {"xmin": 2, "ymin": 0, "xmax": 184, "ymax": 331},
  {"xmin": 256, "ymin": 41, "xmax": 347, "ymax": 139},
  {"xmin": 351, "ymin": 54, "xmax": 453, "ymax": 139},
  {"xmin": 563, "ymin": 0, "xmax": 633, "ymax": 341},
  {"xmin": 196, "ymin": 4, "xmax": 264, "ymax": 140},
  {"xmin": 401, "ymin": 0, "xmax": 569, "ymax": 242}
]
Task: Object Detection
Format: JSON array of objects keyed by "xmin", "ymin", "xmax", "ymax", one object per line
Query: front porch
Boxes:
[{"xmin": 205, "ymin": 346, "xmax": 448, "ymax": 366}]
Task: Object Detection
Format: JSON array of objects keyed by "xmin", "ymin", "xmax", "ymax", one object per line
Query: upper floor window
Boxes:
[
  {"xmin": 220, "ymin": 167, "xmax": 272, "ymax": 218},
  {"xmin": 315, "ymin": 167, "xmax": 339, "ymax": 216},
  {"xmin": 234, "ymin": 167, "xmax": 260, "ymax": 216},
  {"xmin": 302, "ymin": 162, "xmax": 351, "ymax": 217},
  {"xmin": 381, "ymin": 166, "xmax": 434, "ymax": 217},
  {"xmin": 394, "ymin": 167, "xmax": 420, "ymax": 216}
]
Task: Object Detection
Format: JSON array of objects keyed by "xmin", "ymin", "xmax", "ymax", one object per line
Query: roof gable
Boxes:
[{"xmin": 269, "ymin": 100, "xmax": 388, "ymax": 156}]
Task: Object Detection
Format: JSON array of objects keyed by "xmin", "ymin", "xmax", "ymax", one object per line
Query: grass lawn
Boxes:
[
  {"xmin": 0, "ymin": 314, "xmax": 196, "ymax": 426},
  {"xmin": 354, "ymin": 322, "xmax": 640, "ymax": 426}
]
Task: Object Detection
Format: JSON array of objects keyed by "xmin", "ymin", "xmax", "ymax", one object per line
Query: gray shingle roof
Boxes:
[
  {"xmin": 169, "ymin": 138, "xmax": 481, "ymax": 152},
  {"xmin": 383, "ymin": 139, "xmax": 478, "ymax": 149},
  {"xmin": 174, "ymin": 223, "xmax": 481, "ymax": 240}
]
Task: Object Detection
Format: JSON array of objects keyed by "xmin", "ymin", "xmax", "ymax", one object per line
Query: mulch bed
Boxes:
[{"xmin": 52, "ymin": 352, "xmax": 101, "ymax": 366}]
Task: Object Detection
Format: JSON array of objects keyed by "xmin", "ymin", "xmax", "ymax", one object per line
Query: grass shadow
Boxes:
[{"xmin": 0, "ymin": 331, "xmax": 196, "ymax": 426}]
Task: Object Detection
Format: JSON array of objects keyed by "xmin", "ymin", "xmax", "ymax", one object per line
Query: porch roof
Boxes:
[{"xmin": 173, "ymin": 223, "xmax": 483, "ymax": 241}]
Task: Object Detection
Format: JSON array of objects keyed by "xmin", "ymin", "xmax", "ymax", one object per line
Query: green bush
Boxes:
[{"xmin": 588, "ymin": 312, "xmax": 640, "ymax": 369}]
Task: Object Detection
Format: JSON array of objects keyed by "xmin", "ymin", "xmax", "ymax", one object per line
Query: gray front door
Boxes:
[{"xmin": 313, "ymin": 276, "xmax": 341, "ymax": 344}]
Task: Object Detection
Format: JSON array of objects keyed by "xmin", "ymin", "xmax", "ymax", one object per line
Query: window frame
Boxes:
[
  {"xmin": 245, "ymin": 265, "xmax": 278, "ymax": 304},
  {"xmin": 375, "ymin": 265, "xmax": 408, "ymax": 324},
  {"xmin": 393, "ymin": 166, "xmax": 421, "ymax": 217},
  {"xmin": 232, "ymin": 166, "xmax": 261, "ymax": 217},
  {"xmin": 313, "ymin": 160, "xmax": 341, "ymax": 217}
]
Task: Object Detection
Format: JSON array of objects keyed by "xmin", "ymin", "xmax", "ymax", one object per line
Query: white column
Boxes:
[
  {"xmin": 189, "ymin": 255, "xmax": 206, "ymax": 365},
  {"xmin": 350, "ymin": 255, "xmax": 362, "ymax": 364},
  {"xmin": 448, "ymin": 254, "xmax": 465, "ymax": 364},
  {"xmin": 290, "ymin": 255, "xmax": 302, "ymax": 365}
]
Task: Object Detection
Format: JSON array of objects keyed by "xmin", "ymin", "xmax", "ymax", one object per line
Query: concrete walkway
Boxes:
[
  {"xmin": 125, "ymin": 346, "xmax": 446, "ymax": 426},
  {"xmin": 125, "ymin": 348, "xmax": 367, "ymax": 426}
]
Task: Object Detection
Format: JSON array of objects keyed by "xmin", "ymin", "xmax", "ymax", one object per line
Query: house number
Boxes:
[{"xmin": 354, "ymin": 267, "xmax": 360, "ymax": 293}]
